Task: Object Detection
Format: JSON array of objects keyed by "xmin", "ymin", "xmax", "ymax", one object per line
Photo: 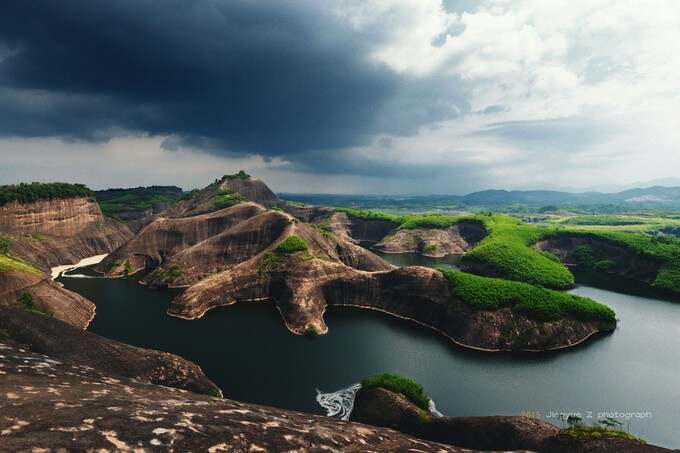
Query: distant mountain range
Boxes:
[
  {"xmin": 460, "ymin": 186, "xmax": 680, "ymax": 206},
  {"xmin": 281, "ymin": 185, "xmax": 680, "ymax": 211}
]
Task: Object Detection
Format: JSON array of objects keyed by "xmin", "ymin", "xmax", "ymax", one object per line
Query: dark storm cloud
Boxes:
[{"xmin": 0, "ymin": 0, "xmax": 469, "ymax": 160}]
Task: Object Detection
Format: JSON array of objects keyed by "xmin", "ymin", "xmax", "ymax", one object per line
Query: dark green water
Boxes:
[{"xmin": 59, "ymin": 262, "xmax": 680, "ymax": 447}]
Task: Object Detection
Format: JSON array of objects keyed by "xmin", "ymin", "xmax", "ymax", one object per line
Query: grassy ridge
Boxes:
[
  {"xmin": 461, "ymin": 215, "xmax": 575, "ymax": 290},
  {"xmin": 336, "ymin": 208, "xmax": 473, "ymax": 230},
  {"xmin": 335, "ymin": 207, "xmax": 402, "ymax": 223},
  {"xmin": 441, "ymin": 269, "xmax": 616, "ymax": 326},
  {"xmin": 0, "ymin": 182, "xmax": 93, "ymax": 206}
]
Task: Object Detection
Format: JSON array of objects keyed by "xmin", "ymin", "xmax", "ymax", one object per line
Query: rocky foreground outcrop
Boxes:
[
  {"xmin": 0, "ymin": 272, "xmax": 95, "ymax": 328},
  {"xmin": 0, "ymin": 306, "xmax": 219, "ymax": 395},
  {"xmin": 350, "ymin": 387, "xmax": 671, "ymax": 453},
  {"xmin": 0, "ymin": 338, "xmax": 486, "ymax": 452}
]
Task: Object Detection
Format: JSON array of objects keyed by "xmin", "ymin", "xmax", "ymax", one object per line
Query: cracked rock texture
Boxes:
[
  {"xmin": 0, "ymin": 307, "xmax": 220, "ymax": 396},
  {"xmin": 0, "ymin": 340, "xmax": 489, "ymax": 453}
]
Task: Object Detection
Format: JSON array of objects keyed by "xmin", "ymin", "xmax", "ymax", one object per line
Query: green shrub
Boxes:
[
  {"xmin": 17, "ymin": 292, "xmax": 52, "ymax": 317},
  {"xmin": 223, "ymin": 170, "xmax": 251, "ymax": 180},
  {"xmin": 0, "ymin": 237, "xmax": 10, "ymax": 254},
  {"xmin": 214, "ymin": 189, "xmax": 246, "ymax": 209},
  {"xmin": 123, "ymin": 261, "xmax": 133, "ymax": 276},
  {"xmin": 423, "ymin": 244, "xmax": 438, "ymax": 254},
  {"xmin": 275, "ymin": 235, "xmax": 309, "ymax": 254},
  {"xmin": 362, "ymin": 373, "xmax": 430, "ymax": 411},
  {"xmin": 156, "ymin": 265, "xmax": 183, "ymax": 284},
  {"xmin": 440, "ymin": 269, "xmax": 616, "ymax": 326}
]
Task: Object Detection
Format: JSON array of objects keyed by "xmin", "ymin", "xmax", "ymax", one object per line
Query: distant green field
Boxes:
[{"xmin": 96, "ymin": 186, "xmax": 183, "ymax": 217}]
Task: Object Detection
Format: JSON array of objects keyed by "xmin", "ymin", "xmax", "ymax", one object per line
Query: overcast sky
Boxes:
[{"xmin": 1, "ymin": 0, "xmax": 679, "ymax": 194}]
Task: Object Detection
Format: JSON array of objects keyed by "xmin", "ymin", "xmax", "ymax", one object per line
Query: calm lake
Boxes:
[{"xmin": 59, "ymin": 254, "xmax": 680, "ymax": 447}]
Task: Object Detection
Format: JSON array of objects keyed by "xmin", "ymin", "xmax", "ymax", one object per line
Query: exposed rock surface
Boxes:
[
  {"xmin": 0, "ymin": 340, "xmax": 484, "ymax": 453},
  {"xmin": 0, "ymin": 307, "xmax": 219, "ymax": 396},
  {"xmin": 171, "ymin": 258, "xmax": 605, "ymax": 351},
  {"xmin": 330, "ymin": 211, "xmax": 399, "ymax": 243},
  {"xmin": 0, "ymin": 196, "xmax": 132, "ymax": 326},
  {"xmin": 96, "ymin": 176, "xmax": 610, "ymax": 351},
  {"xmin": 1, "ymin": 197, "xmax": 132, "ymax": 271},
  {"xmin": 164, "ymin": 175, "xmax": 279, "ymax": 218},
  {"xmin": 374, "ymin": 221, "xmax": 486, "ymax": 257},
  {"xmin": 98, "ymin": 202, "xmax": 391, "ymax": 287},
  {"xmin": 0, "ymin": 272, "xmax": 95, "ymax": 329},
  {"xmin": 350, "ymin": 387, "xmax": 670, "ymax": 453},
  {"xmin": 96, "ymin": 202, "xmax": 269, "ymax": 278},
  {"xmin": 0, "ymin": 197, "xmax": 104, "ymax": 236}
]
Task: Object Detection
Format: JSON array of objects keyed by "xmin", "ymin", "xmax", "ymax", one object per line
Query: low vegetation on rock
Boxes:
[
  {"xmin": 0, "ymin": 254, "xmax": 40, "ymax": 275},
  {"xmin": 275, "ymin": 235, "xmax": 309, "ymax": 254},
  {"xmin": 17, "ymin": 292, "xmax": 52, "ymax": 317},
  {"xmin": 0, "ymin": 182, "xmax": 93, "ymax": 206},
  {"xmin": 440, "ymin": 269, "xmax": 616, "ymax": 327},
  {"xmin": 362, "ymin": 373, "xmax": 430, "ymax": 411},
  {"xmin": 213, "ymin": 189, "xmax": 246, "ymax": 209},
  {"xmin": 561, "ymin": 416, "xmax": 645, "ymax": 443},
  {"xmin": 223, "ymin": 170, "xmax": 251, "ymax": 180},
  {"xmin": 155, "ymin": 265, "xmax": 183, "ymax": 284}
]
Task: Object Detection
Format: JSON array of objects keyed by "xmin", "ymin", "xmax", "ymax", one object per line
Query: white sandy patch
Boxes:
[{"xmin": 50, "ymin": 254, "xmax": 108, "ymax": 280}]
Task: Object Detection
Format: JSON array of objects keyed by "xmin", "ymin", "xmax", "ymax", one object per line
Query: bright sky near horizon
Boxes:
[{"xmin": 1, "ymin": 0, "xmax": 679, "ymax": 194}]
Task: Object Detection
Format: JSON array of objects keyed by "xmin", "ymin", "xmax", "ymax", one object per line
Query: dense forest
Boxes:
[{"xmin": 0, "ymin": 182, "xmax": 93, "ymax": 206}]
